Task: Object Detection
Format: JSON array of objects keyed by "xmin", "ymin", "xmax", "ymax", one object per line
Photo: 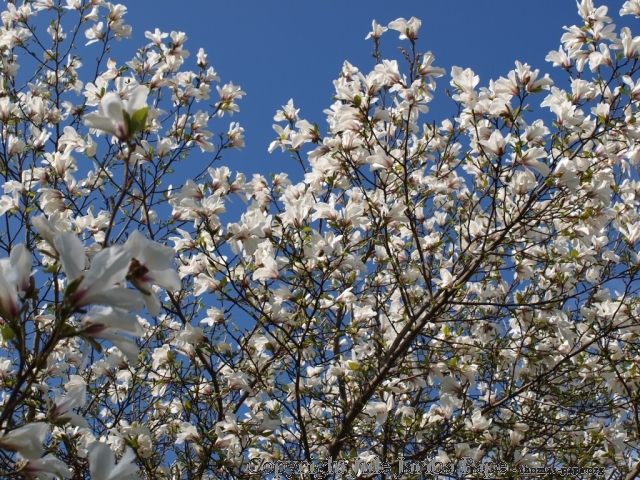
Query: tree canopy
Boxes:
[{"xmin": 0, "ymin": 0, "xmax": 640, "ymax": 478}]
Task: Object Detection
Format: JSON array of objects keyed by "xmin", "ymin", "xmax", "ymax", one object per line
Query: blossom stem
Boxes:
[{"xmin": 102, "ymin": 143, "xmax": 134, "ymax": 248}]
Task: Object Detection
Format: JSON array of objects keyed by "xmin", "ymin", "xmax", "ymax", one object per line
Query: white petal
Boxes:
[
  {"xmin": 32, "ymin": 215, "xmax": 59, "ymax": 251},
  {"xmin": 0, "ymin": 422, "xmax": 48, "ymax": 460},
  {"xmin": 524, "ymin": 160, "xmax": 550, "ymax": 177},
  {"xmin": 110, "ymin": 447, "xmax": 139, "ymax": 478},
  {"xmin": 98, "ymin": 333, "xmax": 140, "ymax": 363},
  {"xmin": 9, "ymin": 244, "xmax": 32, "ymax": 292},
  {"xmin": 83, "ymin": 287, "xmax": 143, "ymax": 311},
  {"xmin": 439, "ymin": 268, "xmax": 453, "ymax": 287},
  {"xmin": 99, "ymin": 92, "xmax": 125, "ymax": 123},
  {"xmin": 123, "ymin": 230, "xmax": 146, "ymax": 257},
  {"xmin": 83, "ymin": 112, "xmax": 119, "ymax": 137},
  {"xmin": 126, "ymin": 230, "xmax": 176, "ymax": 271},
  {"xmin": 126, "ymin": 86, "xmax": 149, "ymax": 114},
  {"xmin": 85, "ymin": 306, "xmax": 143, "ymax": 335},
  {"xmin": 89, "ymin": 442, "xmax": 115, "ymax": 480},
  {"xmin": 0, "ymin": 270, "xmax": 19, "ymax": 317},
  {"xmin": 62, "ymin": 412, "xmax": 89, "ymax": 429},
  {"xmin": 146, "ymin": 268, "xmax": 181, "ymax": 292},
  {"xmin": 54, "ymin": 233, "xmax": 86, "ymax": 281},
  {"xmin": 83, "ymin": 245, "xmax": 130, "ymax": 288},
  {"xmin": 140, "ymin": 288, "xmax": 161, "ymax": 317},
  {"xmin": 25, "ymin": 454, "xmax": 73, "ymax": 478},
  {"xmin": 76, "ymin": 245, "xmax": 133, "ymax": 307}
]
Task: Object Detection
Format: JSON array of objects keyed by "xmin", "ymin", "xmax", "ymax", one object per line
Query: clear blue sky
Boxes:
[{"xmin": 118, "ymin": 0, "xmax": 589, "ymax": 181}]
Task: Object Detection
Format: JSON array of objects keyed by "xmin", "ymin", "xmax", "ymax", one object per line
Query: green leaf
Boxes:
[
  {"xmin": 43, "ymin": 264, "xmax": 59, "ymax": 274},
  {"xmin": 1, "ymin": 325, "xmax": 16, "ymax": 341},
  {"xmin": 60, "ymin": 324, "xmax": 79, "ymax": 338},
  {"xmin": 64, "ymin": 275, "xmax": 84, "ymax": 303},
  {"xmin": 87, "ymin": 337, "xmax": 104, "ymax": 353},
  {"xmin": 129, "ymin": 107, "xmax": 149, "ymax": 136}
]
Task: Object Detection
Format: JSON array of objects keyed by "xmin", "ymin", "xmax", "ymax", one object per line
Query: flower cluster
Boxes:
[{"xmin": 0, "ymin": 0, "xmax": 640, "ymax": 479}]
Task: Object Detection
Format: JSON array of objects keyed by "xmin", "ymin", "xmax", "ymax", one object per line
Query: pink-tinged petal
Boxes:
[
  {"xmin": 9, "ymin": 244, "xmax": 32, "ymax": 293},
  {"xmin": 84, "ymin": 306, "xmax": 143, "ymax": 336},
  {"xmin": 82, "ymin": 307, "xmax": 144, "ymax": 362},
  {"xmin": 24, "ymin": 454, "xmax": 73, "ymax": 478},
  {"xmin": 124, "ymin": 231, "xmax": 180, "ymax": 312},
  {"xmin": 54, "ymin": 233, "xmax": 86, "ymax": 281},
  {"xmin": 0, "ymin": 422, "xmax": 48, "ymax": 460},
  {"xmin": 0, "ymin": 271, "xmax": 19, "ymax": 317}
]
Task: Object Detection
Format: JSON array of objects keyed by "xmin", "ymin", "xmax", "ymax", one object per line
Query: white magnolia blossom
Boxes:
[
  {"xmin": 387, "ymin": 16, "xmax": 421, "ymax": 41},
  {"xmin": 124, "ymin": 230, "xmax": 181, "ymax": 316},
  {"xmin": 83, "ymin": 85, "xmax": 149, "ymax": 142},
  {"xmin": 365, "ymin": 20, "xmax": 387, "ymax": 41},
  {"xmin": 52, "ymin": 231, "xmax": 142, "ymax": 311}
]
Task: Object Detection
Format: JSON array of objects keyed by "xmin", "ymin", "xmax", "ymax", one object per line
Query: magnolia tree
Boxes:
[{"xmin": 2, "ymin": 0, "xmax": 640, "ymax": 478}]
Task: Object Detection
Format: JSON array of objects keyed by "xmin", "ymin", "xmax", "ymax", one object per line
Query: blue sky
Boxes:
[{"xmin": 119, "ymin": 0, "xmax": 587, "ymax": 181}]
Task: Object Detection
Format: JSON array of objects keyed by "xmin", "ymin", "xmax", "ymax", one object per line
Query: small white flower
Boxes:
[
  {"xmin": 388, "ymin": 17, "xmax": 421, "ymax": 41},
  {"xmin": 365, "ymin": 20, "xmax": 387, "ymax": 41},
  {"xmin": 436, "ymin": 268, "xmax": 454, "ymax": 289}
]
